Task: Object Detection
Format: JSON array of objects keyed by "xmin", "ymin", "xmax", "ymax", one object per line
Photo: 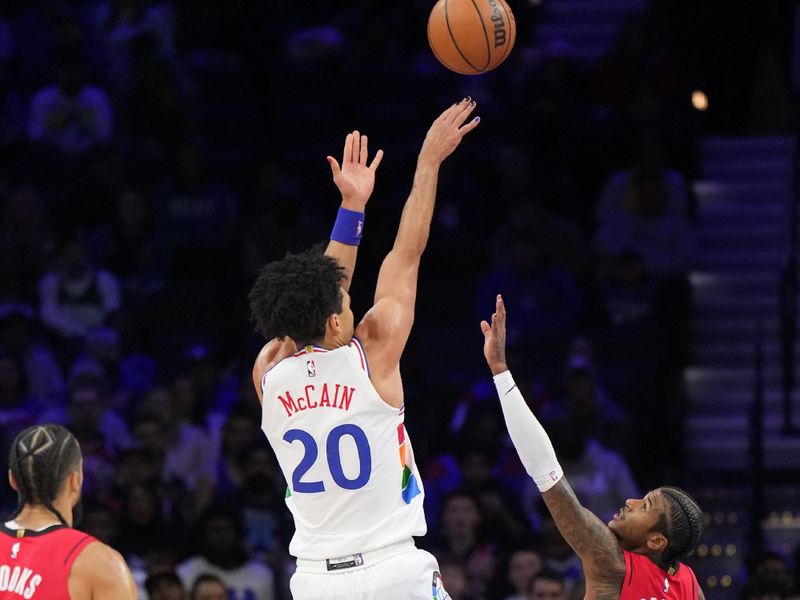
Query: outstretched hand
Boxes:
[
  {"xmin": 481, "ymin": 294, "xmax": 509, "ymax": 375},
  {"xmin": 327, "ymin": 130, "xmax": 384, "ymax": 209},
  {"xmin": 419, "ymin": 97, "xmax": 480, "ymax": 166}
]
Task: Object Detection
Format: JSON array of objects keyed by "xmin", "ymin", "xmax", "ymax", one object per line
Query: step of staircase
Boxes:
[
  {"xmin": 691, "ymin": 339, "xmax": 800, "ymax": 367},
  {"xmin": 685, "ymin": 366, "xmax": 800, "ymax": 395},
  {"xmin": 686, "ymin": 435, "xmax": 800, "ymax": 471},
  {"xmin": 700, "ymin": 136, "xmax": 797, "ymax": 161},
  {"xmin": 689, "ymin": 387, "xmax": 800, "ymax": 414},
  {"xmin": 690, "ymin": 316, "xmax": 779, "ymax": 345},
  {"xmin": 702, "ymin": 157, "xmax": 794, "ymax": 181}
]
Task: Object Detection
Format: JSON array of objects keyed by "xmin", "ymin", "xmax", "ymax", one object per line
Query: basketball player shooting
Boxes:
[
  {"xmin": 248, "ymin": 99, "xmax": 479, "ymax": 599},
  {"xmin": 1, "ymin": 424, "xmax": 137, "ymax": 599},
  {"xmin": 480, "ymin": 295, "xmax": 706, "ymax": 600}
]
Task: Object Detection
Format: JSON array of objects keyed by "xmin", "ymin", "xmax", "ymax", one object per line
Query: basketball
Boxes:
[{"xmin": 427, "ymin": 0, "xmax": 516, "ymax": 75}]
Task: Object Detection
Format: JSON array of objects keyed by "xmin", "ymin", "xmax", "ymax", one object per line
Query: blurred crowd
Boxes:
[{"xmin": 0, "ymin": 1, "xmax": 797, "ymax": 599}]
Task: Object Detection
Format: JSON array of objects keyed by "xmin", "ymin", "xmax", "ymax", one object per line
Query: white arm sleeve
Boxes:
[{"xmin": 493, "ymin": 370, "xmax": 563, "ymax": 492}]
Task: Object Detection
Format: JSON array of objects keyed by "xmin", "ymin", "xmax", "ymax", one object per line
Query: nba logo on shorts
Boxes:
[
  {"xmin": 307, "ymin": 360, "xmax": 316, "ymax": 377},
  {"xmin": 663, "ymin": 578, "xmax": 669, "ymax": 593},
  {"xmin": 11, "ymin": 542, "xmax": 20, "ymax": 560}
]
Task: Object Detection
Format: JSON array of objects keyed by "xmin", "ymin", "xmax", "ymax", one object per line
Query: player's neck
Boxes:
[
  {"xmin": 14, "ymin": 501, "xmax": 71, "ymax": 529},
  {"xmin": 314, "ymin": 334, "xmax": 348, "ymax": 350}
]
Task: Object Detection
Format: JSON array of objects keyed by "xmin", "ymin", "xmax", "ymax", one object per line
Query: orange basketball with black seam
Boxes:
[{"xmin": 427, "ymin": 0, "xmax": 516, "ymax": 75}]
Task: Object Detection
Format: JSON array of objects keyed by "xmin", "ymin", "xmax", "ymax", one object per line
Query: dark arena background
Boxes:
[{"xmin": 0, "ymin": 0, "xmax": 798, "ymax": 598}]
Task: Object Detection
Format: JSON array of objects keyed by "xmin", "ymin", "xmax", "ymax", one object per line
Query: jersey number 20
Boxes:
[{"xmin": 284, "ymin": 424, "xmax": 372, "ymax": 493}]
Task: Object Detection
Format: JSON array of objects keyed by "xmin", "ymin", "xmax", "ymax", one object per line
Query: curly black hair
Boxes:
[
  {"xmin": 248, "ymin": 247, "xmax": 346, "ymax": 345},
  {"xmin": 651, "ymin": 486, "xmax": 704, "ymax": 570}
]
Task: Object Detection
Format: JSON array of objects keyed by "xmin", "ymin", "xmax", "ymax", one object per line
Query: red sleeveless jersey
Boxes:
[
  {"xmin": 618, "ymin": 550, "xmax": 699, "ymax": 600},
  {"xmin": 0, "ymin": 523, "xmax": 96, "ymax": 599}
]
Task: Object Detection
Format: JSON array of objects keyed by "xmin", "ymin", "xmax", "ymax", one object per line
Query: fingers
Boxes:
[
  {"xmin": 326, "ymin": 156, "xmax": 341, "ymax": 176},
  {"xmin": 343, "ymin": 132, "xmax": 354, "ymax": 164},
  {"xmin": 351, "ymin": 131, "xmax": 360, "ymax": 163},
  {"xmin": 480, "ymin": 320, "xmax": 491, "ymax": 334},
  {"xmin": 359, "ymin": 134, "xmax": 368, "ymax": 164},
  {"xmin": 369, "ymin": 148, "xmax": 384, "ymax": 171},
  {"xmin": 497, "ymin": 294, "xmax": 506, "ymax": 319},
  {"xmin": 438, "ymin": 96, "xmax": 472, "ymax": 123},
  {"xmin": 453, "ymin": 99, "xmax": 477, "ymax": 126}
]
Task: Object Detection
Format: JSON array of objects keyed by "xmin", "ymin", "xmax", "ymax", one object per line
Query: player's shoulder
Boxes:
[
  {"xmin": 71, "ymin": 540, "xmax": 137, "ymax": 599},
  {"xmin": 71, "ymin": 539, "xmax": 124, "ymax": 572}
]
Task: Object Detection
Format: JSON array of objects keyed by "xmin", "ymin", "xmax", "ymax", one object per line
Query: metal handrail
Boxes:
[
  {"xmin": 749, "ymin": 319, "xmax": 764, "ymax": 554},
  {"xmin": 779, "ymin": 138, "xmax": 799, "ymax": 435}
]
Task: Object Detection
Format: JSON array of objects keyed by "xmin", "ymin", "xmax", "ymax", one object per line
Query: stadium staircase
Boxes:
[
  {"xmin": 684, "ymin": 135, "xmax": 800, "ymax": 597},
  {"xmin": 529, "ymin": 5, "xmax": 800, "ymax": 594}
]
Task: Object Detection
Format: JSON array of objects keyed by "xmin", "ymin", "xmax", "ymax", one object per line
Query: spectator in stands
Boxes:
[
  {"xmin": 503, "ymin": 545, "xmax": 544, "ymax": 600},
  {"xmin": 532, "ymin": 498, "xmax": 584, "ymax": 600},
  {"xmin": 476, "ymin": 227, "xmax": 583, "ymax": 393},
  {"xmin": 528, "ymin": 569, "xmax": 569, "ymax": 600},
  {"xmin": 145, "ymin": 571, "xmax": 187, "ymax": 600},
  {"xmin": 177, "ymin": 505, "xmax": 275, "ymax": 600},
  {"xmin": 430, "ymin": 490, "xmax": 497, "ymax": 600},
  {"xmin": 189, "ymin": 574, "xmax": 228, "ymax": 600},
  {"xmin": 92, "ymin": 189, "xmax": 164, "ymax": 301},
  {"xmin": 89, "ymin": 0, "xmax": 182, "ymax": 94},
  {"xmin": 524, "ymin": 418, "xmax": 638, "ymax": 525},
  {"xmin": 28, "ymin": 59, "xmax": 114, "ymax": 157},
  {"xmin": 80, "ymin": 500, "xmax": 120, "ymax": 547},
  {"xmin": 0, "ymin": 184, "xmax": 53, "ymax": 299},
  {"xmin": 38, "ymin": 232, "xmax": 122, "ymax": 342},
  {"xmin": 214, "ymin": 401, "xmax": 263, "ymax": 497},
  {"xmin": 217, "ymin": 441, "xmax": 290, "ymax": 560},
  {"xmin": 746, "ymin": 551, "xmax": 794, "ymax": 598},
  {"xmin": 594, "ymin": 135, "xmax": 694, "ymax": 279},
  {"xmin": 541, "ymin": 352, "xmax": 630, "ymax": 457},
  {"xmin": 490, "ymin": 198, "xmax": 589, "ymax": 281},
  {"xmin": 131, "ymin": 395, "xmax": 215, "ymax": 520}
]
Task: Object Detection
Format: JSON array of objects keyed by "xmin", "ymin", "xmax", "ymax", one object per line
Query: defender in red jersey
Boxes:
[
  {"xmin": 1, "ymin": 424, "xmax": 136, "ymax": 599},
  {"xmin": 481, "ymin": 296, "xmax": 705, "ymax": 600}
]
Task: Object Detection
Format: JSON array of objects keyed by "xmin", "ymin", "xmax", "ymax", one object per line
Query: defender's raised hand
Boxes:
[
  {"xmin": 327, "ymin": 130, "xmax": 384, "ymax": 209},
  {"xmin": 481, "ymin": 294, "xmax": 509, "ymax": 375},
  {"xmin": 419, "ymin": 97, "xmax": 480, "ymax": 166}
]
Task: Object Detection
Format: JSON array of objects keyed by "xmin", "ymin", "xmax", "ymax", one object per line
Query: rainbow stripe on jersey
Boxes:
[{"xmin": 397, "ymin": 420, "xmax": 421, "ymax": 504}]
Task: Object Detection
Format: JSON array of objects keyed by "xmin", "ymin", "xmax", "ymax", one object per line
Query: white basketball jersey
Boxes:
[{"xmin": 261, "ymin": 338, "xmax": 427, "ymax": 560}]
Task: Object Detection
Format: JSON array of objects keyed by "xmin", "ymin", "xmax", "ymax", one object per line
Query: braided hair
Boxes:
[
  {"xmin": 654, "ymin": 486, "xmax": 704, "ymax": 571},
  {"xmin": 7, "ymin": 424, "xmax": 82, "ymax": 526}
]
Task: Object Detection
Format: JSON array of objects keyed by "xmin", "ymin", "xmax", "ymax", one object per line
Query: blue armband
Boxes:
[{"xmin": 330, "ymin": 207, "xmax": 365, "ymax": 246}]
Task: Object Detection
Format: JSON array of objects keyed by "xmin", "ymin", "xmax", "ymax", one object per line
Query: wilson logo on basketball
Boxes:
[{"xmin": 487, "ymin": 0, "xmax": 506, "ymax": 48}]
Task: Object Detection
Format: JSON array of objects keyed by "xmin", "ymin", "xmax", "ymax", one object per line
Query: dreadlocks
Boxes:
[
  {"xmin": 653, "ymin": 486, "xmax": 704, "ymax": 571},
  {"xmin": 7, "ymin": 424, "xmax": 82, "ymax": 526}
]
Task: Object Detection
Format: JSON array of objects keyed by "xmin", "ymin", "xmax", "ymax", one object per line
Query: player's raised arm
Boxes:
[
  {"xmin": 357, "ymin": 99, "xmax": 479, "ymax": 402},
  {"xmin": 480, "ymin": 295, "xmax": 626, "ymax": 587},
  {"xmin": 251, "ymin": 131, "xmax": 383, "ymax": 399},
  {"xmin": 325, "ymin": 130, "xmax": 383, "ymax": 291}
]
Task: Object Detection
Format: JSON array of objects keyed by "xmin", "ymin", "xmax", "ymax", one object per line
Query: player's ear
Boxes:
[
  {"xmin": 646, "ymin": 531, "xmax": 668, "ymax": 552},
  {"xmin": 8, "ymin": 470, "xmax": 18, "ymax": 492},
  {"xmin": 67, "ymin": 468, "xmax": 81, "ymax": 495},
  {"xmin": 328, "ymin": 313, "xmax": 341, "ymax": 333}
]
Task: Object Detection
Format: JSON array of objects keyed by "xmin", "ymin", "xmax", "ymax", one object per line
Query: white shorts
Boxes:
[{"xmin": 290, "ymin": 541, "xmax": 449, "ymax": 599}]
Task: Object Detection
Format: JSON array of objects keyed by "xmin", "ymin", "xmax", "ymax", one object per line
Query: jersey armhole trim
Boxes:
[
  {"xmin": 350, "ymin": 336, "xmax": 370, "ymax": 378},
  {"xmin": 64, "ymin": 534, "xmax": 93, "ymax": 566},
  {"xmin": 625, "ymin": 550, "xmax": 634, "ymax": 587},
  {"xmin": 690, "ymin": 566, "xmax": 698, "ymax": 600}
]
